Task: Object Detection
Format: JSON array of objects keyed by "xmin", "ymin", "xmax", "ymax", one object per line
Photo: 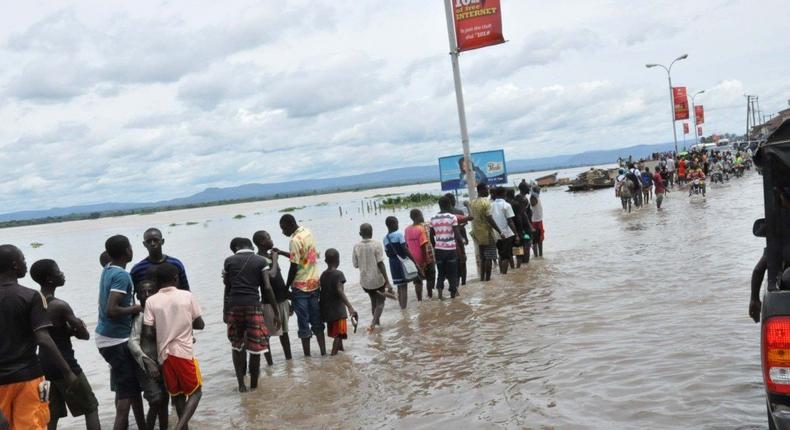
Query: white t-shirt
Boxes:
[
  {"xmin": 352, "ymin": 239, "xmax": 386, "ymax": 290},
  {"xmin": 531, "ymin": 198, "xmax": 544, "ymax": 222},
  {"xmin": 666, "ymin": 158, "xmax": 675, "ymax": 172},
  {"xmin": 491, "ymin": 199, "xmax": 515, "ymax": 238}
]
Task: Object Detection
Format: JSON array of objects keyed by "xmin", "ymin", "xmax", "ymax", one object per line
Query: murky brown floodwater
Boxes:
[{"xmin": 2, "ymin": 166, "xmax": 766, "ymax": 429}]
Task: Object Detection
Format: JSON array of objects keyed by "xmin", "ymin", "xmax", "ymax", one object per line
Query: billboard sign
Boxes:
[
  {"xmin": 439, "ymin": 149, "xmax": 507, "ymax": 191},
  {"xmin": 453, "ymin": 0, "xmax": 505, "ymax": 52},
  {"xmin": 695, "ymin": 105, "xmax": 705, "ymax": 125},
  {"xmin": 673, "ymin": 87, "xmax": 689, "ymax": 120}
]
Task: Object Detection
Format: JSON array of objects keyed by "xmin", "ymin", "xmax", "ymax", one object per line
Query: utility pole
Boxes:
[{"xmin": 443, "ymin": 0, "xmax": 477, "ymax": 201}]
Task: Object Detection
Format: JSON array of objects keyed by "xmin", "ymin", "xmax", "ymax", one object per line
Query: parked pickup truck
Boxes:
[{"xmin": 754, "ymin": 119, "xmax": 790, "ymax": 429}]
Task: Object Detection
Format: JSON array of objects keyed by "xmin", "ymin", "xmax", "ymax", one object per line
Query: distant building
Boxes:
[{"xmin": 752, "ymin": 108, "xmax": 790, "ymax": 140}]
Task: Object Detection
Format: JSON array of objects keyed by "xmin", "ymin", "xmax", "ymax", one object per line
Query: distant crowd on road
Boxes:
[
  {"xmin": 614, "ymin": 147, "xmax": 754, "ymax": 212},
  {"xmin": 0, "ymin": 180, "xmax": 547, "ymax": 430}
]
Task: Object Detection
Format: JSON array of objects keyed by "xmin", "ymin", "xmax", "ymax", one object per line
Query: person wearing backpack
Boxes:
[
  {"xmin": 615, "ymin": 169, "xmax": 634, "ymax": 213},
  {"xmin": 626, "ymin": 164, "xmax": 643, "ymax": 209}
]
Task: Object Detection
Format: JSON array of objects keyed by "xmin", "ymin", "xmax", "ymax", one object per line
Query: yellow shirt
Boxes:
[
  {"xmin": 289, "ymin": 226, "xmax": 320, "ymax": 292},
  {"xmin": 470, "ymin": 197, "xmax": 495, "ymax": 246}
]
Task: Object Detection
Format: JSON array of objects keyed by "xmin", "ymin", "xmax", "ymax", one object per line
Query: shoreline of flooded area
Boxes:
[{"xmin": 4, "ymin": 165, "xmax": 766, "ymax": 429}]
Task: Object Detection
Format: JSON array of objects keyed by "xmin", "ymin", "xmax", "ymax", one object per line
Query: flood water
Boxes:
[{"xmin": 2, "ymin": 165, "xmax": 766, "ymax": 429}]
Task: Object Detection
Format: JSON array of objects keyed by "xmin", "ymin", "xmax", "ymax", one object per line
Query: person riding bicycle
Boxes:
[{"xmin": 687, "ymin": 167, "xmax": 706, "ymax": 196}]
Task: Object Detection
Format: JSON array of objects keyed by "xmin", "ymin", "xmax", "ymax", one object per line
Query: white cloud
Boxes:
[{"xmin": 1, "ymin": 0, "xmax": 789, "ymax": 214}]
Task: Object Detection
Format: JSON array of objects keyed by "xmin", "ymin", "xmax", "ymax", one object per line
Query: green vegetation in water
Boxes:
[
  {"xmin": 315, "ymin": 202, "xmax": 329, "ymax": 207},
  {"xmin": 369, "ymin": 193, "xmax": 398, "ymax": 199},
  {"xmin": 186, "ymin": 221, "xmax": 199, "ymax": 226},
  {"xmin": 233, "ymin": 214, "xmax": 246, "ymax": 219},
  {"xmin": 379, "ymin": 193, "xmax": 441, "ymax": 209},
  {"xmin": 169, "ymin": 223, "xmax": 180, "ymax": 227},
  {"xmin": 30, "ymin": 242, "xmax": 44, "ymax": 249},
  {"xmin": 279, "ymin": 206, "xmax": 306, "ymax": 213}
]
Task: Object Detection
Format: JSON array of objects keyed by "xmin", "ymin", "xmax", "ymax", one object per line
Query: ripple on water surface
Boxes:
[{"xmin": 7, "ymin": 170, "xmax": 767, "ymax": 429}]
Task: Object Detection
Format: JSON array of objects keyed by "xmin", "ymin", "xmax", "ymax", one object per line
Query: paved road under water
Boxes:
[{"xmin": 3, "ymin": 166, "xmax": 766, "ymax": 429}]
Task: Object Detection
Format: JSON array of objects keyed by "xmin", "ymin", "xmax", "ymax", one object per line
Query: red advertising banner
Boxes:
[
  {"xmin": 698, "ymin": 126, "xmax": 703, "ymax": 136},
  {"xmin": 453, "ymin": 0, "xmax": 505, "ymax": 52},
  {"xmin": 695, "ymin": 105, "xmax": 705, "ymax": 125},
  {"xmin": 683, "ymin": 123, "xmax": 689, "ymax": 135},
  {"xmin": 672, "ymin": 87, "xmax": 689, "ymax": 120}
]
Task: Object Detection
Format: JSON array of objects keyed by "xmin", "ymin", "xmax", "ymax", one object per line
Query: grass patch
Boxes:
[
  {"xmin": 315, "ymin": 202, "xmax": 329, "ymax": 207},
  {"xmin": 186, "ymin": 221, "xmax": 199, "ymax": 226},
  {"xmin": 279, "ymin": 206, "xmax": 306, "ymax": 213},
  {"xmin": 379, "ymin": 193, "xmax": 441, "ymax": 209},
  {"xmin": 30, "ymin": 242, "xmax": 44, "ymax": 249},
  {"xmin": 169, "ymin": 223, "xmax": 180, "ymax": 227},
  {"xmin": 233, "ymin": 214, "xmax": 246, "ymax": 219}
]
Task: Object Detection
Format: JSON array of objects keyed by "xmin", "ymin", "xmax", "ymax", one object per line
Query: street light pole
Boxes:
[
  {"xmin": 646, "ymin": 54, "xmax": 688, "ymax": 155},
  {"xmin": 691, "ymin": 90, "xmax": 705, "ymax": 145}
]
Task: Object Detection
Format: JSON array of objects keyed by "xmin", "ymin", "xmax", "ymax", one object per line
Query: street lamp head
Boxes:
[
  {"xmin": 645, "ymin": 64, "xmax": 658, "ymax": 68},
  {"xmin": 676, "ymin": 54, "xmax": 688, "ymax": 61}
]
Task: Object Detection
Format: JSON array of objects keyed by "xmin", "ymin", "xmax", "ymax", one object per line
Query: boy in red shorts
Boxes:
[
  {"xmin": 142, "ymin": 263, "xmax": 205, "ymax": 430},
  {"xmin": 319, "ymin": 249, "xmax": 356, "ymax": 356}
]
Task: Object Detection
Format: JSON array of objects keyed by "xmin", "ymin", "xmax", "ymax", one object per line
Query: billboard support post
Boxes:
[{"xmin": 443, "ymin": 0, "xmax": 477, "ymax": 201}]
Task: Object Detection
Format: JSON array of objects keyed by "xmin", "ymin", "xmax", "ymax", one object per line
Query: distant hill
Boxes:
[{"xmin": 0, "ymin": 141, "xmax": 674, "ymax": 223}]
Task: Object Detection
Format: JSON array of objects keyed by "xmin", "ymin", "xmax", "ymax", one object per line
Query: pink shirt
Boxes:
[
  {"xmin": 404, "ymin": 225, "xmax": 428, "ymax": 267},
  {"xmin": 430, "ymin": 212, "xmax": 458, "ymax": 251},
  {"xmin": 143, "ymin": 286, "xmax": 202, "ymax": 364}
]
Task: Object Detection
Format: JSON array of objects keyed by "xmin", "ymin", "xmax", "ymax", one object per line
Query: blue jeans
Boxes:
[{"xmin": 291, "ymin": 289, "xmax": 324, "ymax": 339}]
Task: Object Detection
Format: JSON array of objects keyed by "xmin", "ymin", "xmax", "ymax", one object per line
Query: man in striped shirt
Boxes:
[{"xmin": 430, "ymin": 196, "xmax": 465, "ymax": 299}]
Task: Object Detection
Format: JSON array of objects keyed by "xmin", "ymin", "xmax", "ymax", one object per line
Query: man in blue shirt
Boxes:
[
  {"xmin": 130, "ymin": 228, "xmax": 190, "ymax": 293},
  {"xmin": 97, "ymin": 235, "xmax": 146, "ymax": 430}
]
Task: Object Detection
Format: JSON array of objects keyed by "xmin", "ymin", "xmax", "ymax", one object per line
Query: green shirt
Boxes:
[{"xmin": 470, "ymin": 197, "xmax": 495, "ymax": 246}]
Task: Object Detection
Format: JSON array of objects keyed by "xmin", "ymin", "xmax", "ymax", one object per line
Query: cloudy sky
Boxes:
[{"xmin": 1, "ymin": 0, "xmax": 788, "ymax": 213}]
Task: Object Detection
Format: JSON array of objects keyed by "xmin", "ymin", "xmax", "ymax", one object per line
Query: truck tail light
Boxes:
[{"xmin": 763, "ymin": 317, "xmax": 790, "ymax": 394}]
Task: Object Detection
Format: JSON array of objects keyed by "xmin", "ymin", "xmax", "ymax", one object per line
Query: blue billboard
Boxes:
[{"xmin": 438, "ymin": 149, "xmax": 507, "ymax": 191}]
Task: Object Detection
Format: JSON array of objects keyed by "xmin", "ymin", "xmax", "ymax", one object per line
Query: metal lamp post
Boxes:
[
  {"xmin": 646, "ymin": 54, "xmax": 688, "ymax": 155},
  {"xmin": 691, "ymin": 90, "xmax": 705, "ymax": 144}
]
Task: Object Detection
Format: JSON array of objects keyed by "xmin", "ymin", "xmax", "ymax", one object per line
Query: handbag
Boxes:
[
  {"xmin": 398, "ymin": 255, "xmax": 420, "ymax": 282},
  {"xmin": 387, "ymin": 233, "xmax": 420, "ymax": 282}
]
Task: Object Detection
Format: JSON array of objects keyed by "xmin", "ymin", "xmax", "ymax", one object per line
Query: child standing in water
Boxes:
[
  {"xmin": 253, "ymin": 230, "xmax": 293, "ymax": 362},
  {"xmin": 319, "ymin": 249, "xmax": 356, "ymax": 355},
  {"xmin": 222, "ymin": 237, "xmax": 279, "ymax": 392},
  {"xmin": 128, "ymin": 277, "xmax": 170, "ymax": 430},
  {"xmin": 30, "ymin": 259, "xmax": 101, "ymax": 430},
  {"xmin": 405, "ymin": 209, "xmax": 435, "ymax": 300},
  {"xmin": 142, "ymin": 263, "xmax": 205, "ymax": 430},
  {"xmin": 383, "ymin": 216, "xmax": 419, "ymax": 309},
  {"xmin": 352, "ymin": 223, "xmax": 392, "ymax": 331}
]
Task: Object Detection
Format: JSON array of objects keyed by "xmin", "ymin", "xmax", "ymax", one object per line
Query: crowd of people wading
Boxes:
[{"xmin": 614, "ymin": 147, "xmax": 754, "ymax": 212}]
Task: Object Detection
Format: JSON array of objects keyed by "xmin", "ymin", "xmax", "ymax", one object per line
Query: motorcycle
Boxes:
[
  {"xmin": 689, "ymin": 179, "xmax": 705, "ymax": 197},
  {"xmin": 710, "ymin": 171, "xmax": 723, "ymax": 184},
  {"xmin": 734, "ymin": 164, "xmax": 745, "ymax": 178}
]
